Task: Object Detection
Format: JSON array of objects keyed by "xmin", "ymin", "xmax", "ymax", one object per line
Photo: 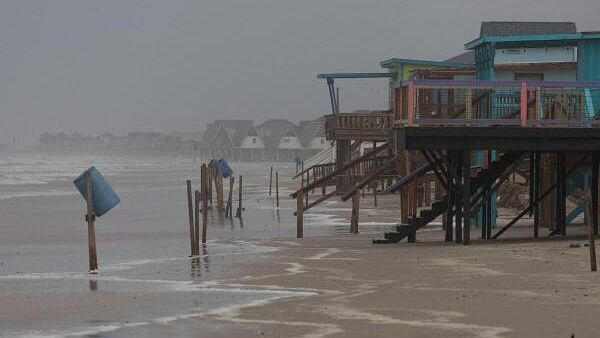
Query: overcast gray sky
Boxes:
[{"xmin": 0, "ymin": 0, "xmax": 598, "ymax": 143}]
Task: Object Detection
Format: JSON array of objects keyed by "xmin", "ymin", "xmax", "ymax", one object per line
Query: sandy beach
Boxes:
[{"xmin": 1, "ymin": 155, "xmax": 599, "ymax": 337}]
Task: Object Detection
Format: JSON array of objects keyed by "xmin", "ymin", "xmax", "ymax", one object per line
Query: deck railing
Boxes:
[
  {"xmin": 402, "ymin": 80, "xmax": 600, "ymax": 127},
  {"xmin": 325, "ymin": 111, "xmax": 393, "ymax": 141}
]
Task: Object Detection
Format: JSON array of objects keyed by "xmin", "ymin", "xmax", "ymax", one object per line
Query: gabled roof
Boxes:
[
  {"xmin": 480, "ymin": 21, "xmax": 576, "ymax": 37},
  {"xmin": 213, "ymin": 120, "xmax": 254, "ymax": 147},
  {"xmin": 443, "ymin": 51, "xmax": 475, "ymax": 65},
  {"xmin": 256, "ymin": 119, "xmax": 298, "ymax": 148},
  {"xmin": 298, "ymin": 120, "xmax": 324, "ymax": 147}
]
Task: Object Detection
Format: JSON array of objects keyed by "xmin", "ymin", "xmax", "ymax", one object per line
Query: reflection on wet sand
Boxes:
[{"xmin": 89, "ymin": 279, "xmax": 98, "ymax": 291}]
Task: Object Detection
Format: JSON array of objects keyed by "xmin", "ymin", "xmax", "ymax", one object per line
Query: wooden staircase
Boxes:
[{"xmin": 375, "ymin": 151, "xmax": 526, "ymax": 243}]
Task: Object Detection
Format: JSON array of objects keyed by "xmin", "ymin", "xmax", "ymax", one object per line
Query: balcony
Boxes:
[{"xmin": 325, "ymin": 111, "xmax": 393, "ymax": 141}]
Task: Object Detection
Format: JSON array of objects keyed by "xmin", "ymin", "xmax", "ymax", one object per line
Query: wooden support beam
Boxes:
[
  {"xmin": 533, "ymin": 152, "xmax": 541, "ymax": 238},
  {"xmin": 593, "ymin": 152, "xmax": 599, "ymax": 237},
  {"xmin": 297, "ymin": 179, "xmax": 304, "ymax": 238},
  {"xmin": 463, "ymin": 150, "xmax": 471, "ymax": 245},
  {"xmin": 351, "ymin": 191, "xmax": 360, "ymax": 234},
  {"xmin": 455, "ymin": 151, "xmax": 463, "ymax": 244},
  {"xmin": 493, "ymin": 154, "xmax": 588, "ymax": 239}
]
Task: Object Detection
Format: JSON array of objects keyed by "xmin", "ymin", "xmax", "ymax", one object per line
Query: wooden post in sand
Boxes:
[
  {"xmin": 194, "ymin": 190, "xmax": 200, "ymax": 254},
  {"xmin": 589, "ymin": 210, "xmax": 597, "ymax": 272},
  {"xmin": 225, "ymin": 176, "xmax": 234, "ymax": 218},
  {"xmin": 201, "ymin": 164, "xmax": 208, "ymax": 244},
  {"xmin": 587, "ymin": 189, "xmax": 598, "ymax": 272},
  {"xmin": 350, "ymin": 191, "xmax": 359, "ymax": 234},
  {"xmin": 207, "ymin": 165, "xmax": 213, "ymax": 206},
  {"xmin": 297, "ymin": 179, "xmax": 304, "ymax": 238},
  {"xmin": 85, "ymin": 171, "xmax": 98, "ymax": 272},
  {"xmin": 235, "ymin": 175, "xmax": 243, "ymax": 218},
  {"xmin": 269, "ymin": 166, "xmax": 273, "ymax": 196},
  {"xmin": 186, "ymin": 180, "xmax": 195, "ymax": 255},
  {"xmin": 214, "ymin": 169, "xmax": 225, "ymax": 216},
  {"xmin": 276, "ymin": 171, "xmax": 280, "ymax": 208}
]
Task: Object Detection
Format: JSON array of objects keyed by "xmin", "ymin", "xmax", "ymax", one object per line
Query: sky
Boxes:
[{"xmin": 0, "ymin": 0, "xmax": 598, "ymax": 143}]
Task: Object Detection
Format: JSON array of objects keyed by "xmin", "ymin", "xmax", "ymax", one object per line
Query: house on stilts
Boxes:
[{"xmin": 292, "ymin": 21, "xmax": 600, "ymax": 244}]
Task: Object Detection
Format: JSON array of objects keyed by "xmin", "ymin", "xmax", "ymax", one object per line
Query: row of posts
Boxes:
[{"xmin": 186, "ymin": 163, "xmax": 243, "ymax": 256}]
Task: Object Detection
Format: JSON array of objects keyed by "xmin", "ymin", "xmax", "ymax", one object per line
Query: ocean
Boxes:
[{"xmin": 0, "ymin": 153, "xmax": 387, "ymax": 337}]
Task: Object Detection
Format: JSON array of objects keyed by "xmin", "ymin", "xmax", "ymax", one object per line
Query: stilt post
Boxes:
[
  {"xmin": 276, "ymin": 171, "xmax": 280, "ymax": 208},
  {"xmin": 186, "ymin": 180, "xmax": 195, "ymax": 255},
  {"xmin": 85, "ymin": 171, "xmax": 98, "ymax": 272},
  {"xmin": 269, "ymin": 166, "xmax": 273, "ymax": 196},
  {"xmin": 235, "ymin": 175, "xmax": 243, "ymax": 218},
  {"xmin": 351, "ymin": 191, "xmax": 360, "ymax": 234},
  {"xmin": 463, "ymin": 150, "xmax": 471, "ymax": 245},
  {"xmin": 297, "ymin": 178, "xmax": 304, "ymax": 238}
]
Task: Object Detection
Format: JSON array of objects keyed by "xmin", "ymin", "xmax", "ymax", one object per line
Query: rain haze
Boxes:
[
  {"xmin": 3, "ymin": 1, "xmax": 600, "ymax": 337},
  {"xmin": 0, "ymin": 0, "xmax": 598, "ymax": 143}
]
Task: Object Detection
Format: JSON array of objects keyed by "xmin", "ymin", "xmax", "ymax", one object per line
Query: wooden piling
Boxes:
[
  {"xmin": 351, "ymin": 191, "xmax": 360, "ymax": 234},
  {"xmin": 85, "ymin": 171, "xmax": 98, "ymax": 272},
  {"xmin": 225, "ymin": 176, "xmax": 234, "ymax": 218},
  {"xmin": 215, "ymin": 169, "xmax": 225, "ymax": 216},
  {"xmin": 297, "ymin": 179, "xmax": 304, "ymax": 238},
  {"xmin": 373, "ymin": 181, "xmax": 378, "ymax": 207},
  {"xmin": 194, "ymin": 190, "xmax": 200, "ymax": 253},
  {"xmin": 201, "ymin": 165, "xmax": 208, "ymax": 244},
  {"xmin": 186, "ymin": 180, "xmax": 195, "ymax": 256},
  {"xmin": 235, "ymin": 175, "xmax": 243, "ymax": 218},
  {"xmin": 463, "ymin": 150, "xmax": 471, "ymax": 245},
  {"xmin": 269, "ymin": 166, "xmax": 273, "ymax": 196},
  {"xmin": 305, "ymin": 170, "xmax": 309, "ymax": 205},
  {"xmin": 590, "ymin": 223, "xmax": 597, "ymax": 272},
  {"xmin": 276, "ymin": 171, "xmax": 280, "ymax": 208}
]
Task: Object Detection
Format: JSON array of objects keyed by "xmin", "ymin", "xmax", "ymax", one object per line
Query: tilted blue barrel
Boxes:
[{"xmin": 73, "ymin": 167, "xmax": 120, "ymax": 217}]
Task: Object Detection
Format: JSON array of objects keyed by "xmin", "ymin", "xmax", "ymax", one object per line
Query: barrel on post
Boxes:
[{"xmin": 73, "ymin": 167, "xmax": 120, "ymax": 273}]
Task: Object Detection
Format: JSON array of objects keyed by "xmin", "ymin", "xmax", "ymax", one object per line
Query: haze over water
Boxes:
[{"xmin": 0, "ymin": 154, "xmax": 351, "ymax": 337}]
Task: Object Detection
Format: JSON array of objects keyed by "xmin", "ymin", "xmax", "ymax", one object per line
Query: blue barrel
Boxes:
[{"xmin": 73, "ymin": 167, "xmax": 120, "ymax": 217}]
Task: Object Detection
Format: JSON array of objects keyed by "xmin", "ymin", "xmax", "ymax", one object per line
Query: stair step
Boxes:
[{"xmin": 383, "ymin": 231, "xmax": 408, "ymax": 243}]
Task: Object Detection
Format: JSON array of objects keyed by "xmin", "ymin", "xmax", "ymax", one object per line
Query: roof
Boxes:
[
  {"xmin": 380, "ymin": 58, "xmax": 473, "ymax": 69},
  {"xmin": 480, "ymin": 21, "xmax": 576, "ymax": 37},
  {"xmin": 256, "ymin": 119, "xmax": 298, "ymax": 148},
  {"xmin": 298, "ymin": 120, "xmax": 325, "ymax": 147},
  {"xmin": 443, "ymin": 51, "xmax": 475, "ymax": 65},
  {"xmin": 465, "ymin": 32, "xmax": 600, "ymax": 50},
  {"xmin": 317, "ymin": 72, "xmax": 393, "ymax": 79},
  {"xmin": 213, "ymin": 120, "xmax": 254, "ymax": 147}
]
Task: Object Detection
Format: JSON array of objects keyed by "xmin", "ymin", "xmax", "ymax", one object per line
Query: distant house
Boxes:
[
  {"xmin": 198, "ymin": 119, "xmax": 266, "ymax": 161},
  {"xmin": 257, "ymin": 119, "xmax": 302, "ymax": 161},
  {"xmin": 237, "ymin": 125, "xmax": 265, "ymax": 161},
  {"xmin": 298, "ymin": 120, "xmax": 328, "ymax": 150}
]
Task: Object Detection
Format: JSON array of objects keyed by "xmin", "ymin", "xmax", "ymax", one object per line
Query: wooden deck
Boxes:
[{"xmin": 325, "ymin": 112, "xmax": 392, "ymax": 141}]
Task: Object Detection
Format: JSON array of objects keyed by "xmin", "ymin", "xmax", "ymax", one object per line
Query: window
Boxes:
[
  {"xmin": 320, "ymin": 138, "xmax": 325, "ymax": 144},
  {"xmin": 283, "ymin": 138, "xmax": 290, "ymax": 144},
  {"xmin": 515, "ymin": 73, "xmax": 544, "ymax": 81},
  {"xmin": 252, "ymin": 138, "xmax": 257, "ymax": 144}
]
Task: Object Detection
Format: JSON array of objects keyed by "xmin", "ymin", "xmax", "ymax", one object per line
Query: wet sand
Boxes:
[
  {"xmin": 197, "ymin": 231, "xmax": 600, "ymax": 338},
  {"xmin": 2, "ymin": 155, "xmax": 599, "ymax": 337}
]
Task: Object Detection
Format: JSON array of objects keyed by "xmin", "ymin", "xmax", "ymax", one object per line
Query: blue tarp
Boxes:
[{"xmin": 210, "ymin": 159, "xmax": 233, "ymax": 178}]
